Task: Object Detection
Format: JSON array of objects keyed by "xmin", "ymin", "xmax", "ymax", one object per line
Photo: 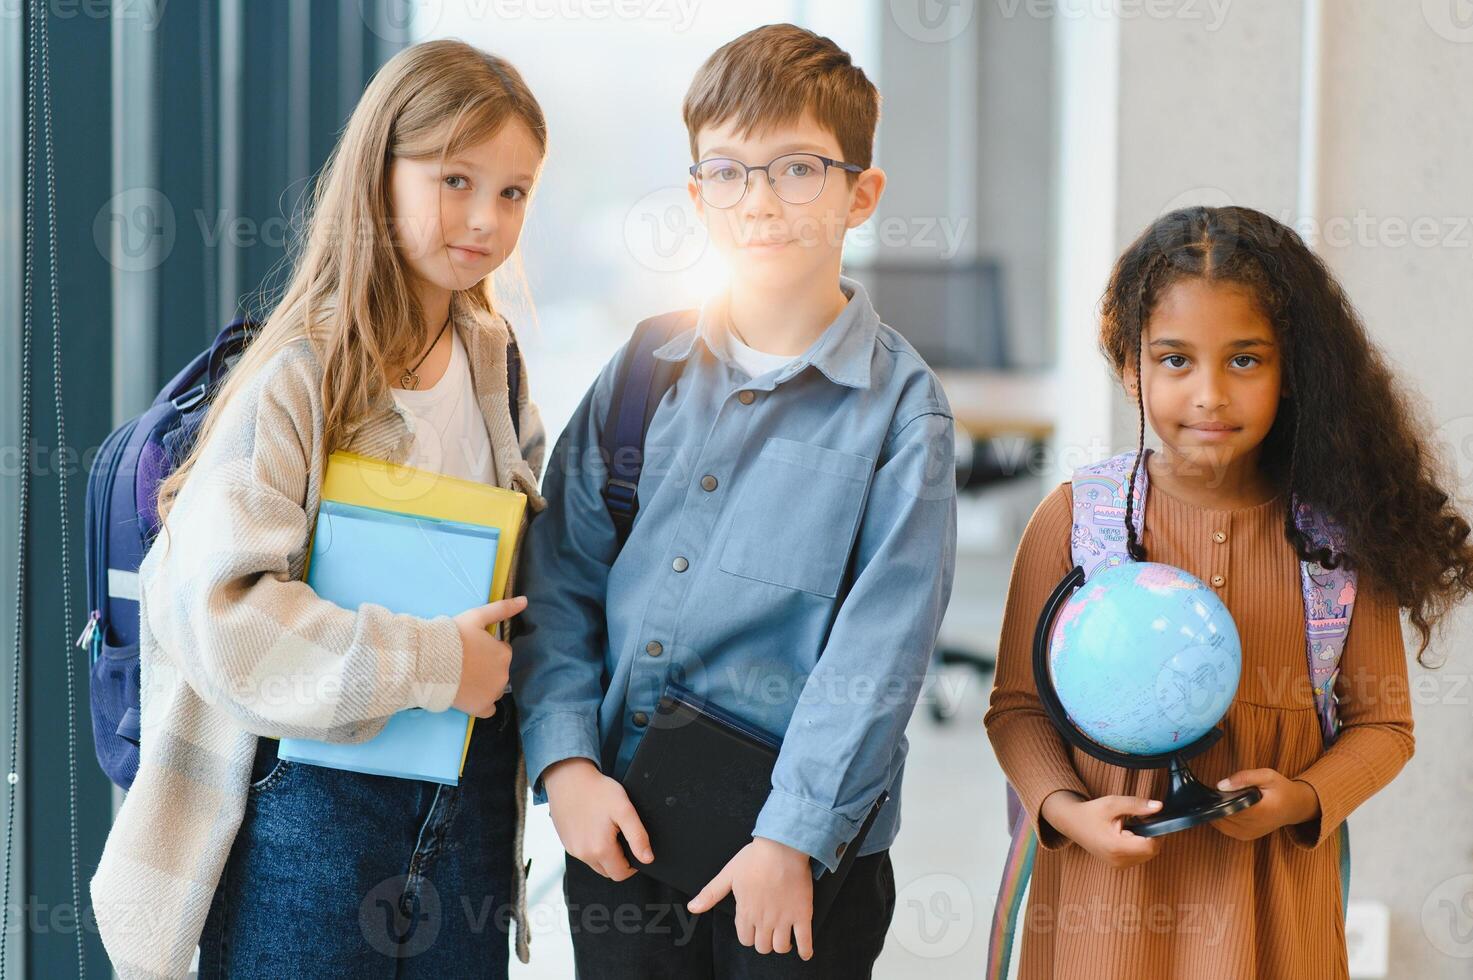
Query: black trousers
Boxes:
[{"xmin": 561, "ymin": 849, "xmax": 896, "ymax": 980}]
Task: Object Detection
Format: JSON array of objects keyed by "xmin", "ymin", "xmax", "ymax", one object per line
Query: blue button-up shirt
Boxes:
[{"xmin": 510, "ymin": 276, "xmax": 957, "ymax": 873}]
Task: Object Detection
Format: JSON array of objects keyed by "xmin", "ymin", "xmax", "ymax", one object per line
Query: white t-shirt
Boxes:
[
  {"xmin": 723, "ymin": 323, "xmax": 799, "ymax": 379},
  {"xmin": 389, "ymin": 326, "xmax": 498, "ymax": 485}
]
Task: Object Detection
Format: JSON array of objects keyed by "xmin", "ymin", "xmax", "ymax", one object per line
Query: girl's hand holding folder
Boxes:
[{"xmin": 451, "ymin": 595, "xmax": 527, "ymax": 718}]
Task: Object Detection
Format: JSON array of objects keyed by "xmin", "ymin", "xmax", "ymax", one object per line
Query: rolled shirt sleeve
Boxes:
[{"xmin": 752, "ymin": 411, "xmax": 958, "ymax": 874}]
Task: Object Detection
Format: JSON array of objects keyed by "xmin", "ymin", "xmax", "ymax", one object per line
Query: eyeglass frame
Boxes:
[{"xmin": 687, "ymin": 152, "xmax": 866, "ymax": 208}]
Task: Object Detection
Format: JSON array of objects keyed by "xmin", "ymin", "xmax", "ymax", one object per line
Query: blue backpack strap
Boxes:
[
  {"xmin": 599, "ymin": 310, "xmax": 697, "ymax": 545},
  {"xmin": 592, "ymin": 310, "xmax": 696, "ymax": 775}
]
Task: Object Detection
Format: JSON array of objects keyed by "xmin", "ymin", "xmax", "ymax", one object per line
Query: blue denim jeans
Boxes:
[{"xmin": 198, "ymin": 697, "xmax": 520, "ymax": 978}]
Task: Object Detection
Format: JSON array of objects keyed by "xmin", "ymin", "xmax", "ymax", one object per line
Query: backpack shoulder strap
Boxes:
[
  {"xmin": 599, "ymin": 310, "xmax": 698, "ymax": 545},
  {"xmin": 506, "ymin": 334, "xmax": 522, "ymax": 441},
  {"xmin": 1070, "ymin": 449, "xmax": 1150, "ymax": 578},
  {"xmin": 986, "ymin": 795, "xmax": 1038, "ymax": 979},
  {"xmin": 1292, "ymin": 497, "xmax": 1358, "ymax": 916},
  {"xmin": 1291, "ymin": 498, "xmax": 1358, "ymax": 745}
]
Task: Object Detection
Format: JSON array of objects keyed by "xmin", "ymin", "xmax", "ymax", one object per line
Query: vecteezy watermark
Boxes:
[
  {"xmin": 94, "ymin": 188, "xmax": 176, "ymax": 275},
  {"xmin": 890, "ymin": 872, "xmax": 975, "ymax": 958},
  {"xmin": 135, "ymin": 659, "xmax": 466, "ymax": 742},
  {"xmin": 1422, "ymin": 872, "xmax": 1473, "ymax": 958},
  {"xmin": 358, "ymin": 0, "xmax": 435, "ymax": 43},
  {"xmin": 1422, "ymin": 0, "xmax": 1473, "ymax": 43},
  {"xmin": 547, "ymin": 435, "xmax": 1118, "ymax": 493},
  {"xmin": 2, "ymin": 897, "xmax": 100, "ymax": 937},
  {"xmin": 850, "ymin": 215, "xmax": 970, "ymax": 259},
  {"xmin": 93, "ymin": 197, "xmax": 517, "ymax": 272},
  {"xmin": 469, "ymin": 0, "xmax": 699, "ymax": 30},
  {"xmin": 623, "ymin": 186, "xmax": 708, "ymax": 274},
  {"xmin": 366, "ymin": 0, "xmax": 703, "ymax": 37},
  {"xmin": 0, "ymin": 438, "xmax": 103, "ymax": 480},
  {"xmin": 992, "ymin": 0, "xmax": 1232, "ymax": 31},
  {"xmin": 359, "ymin": 875, "xmax": 442, "ymax": 958},
  {"xmin": 564, "ymin": 898, "xmax": 703, "ymax": 943},
  {"xmin": 1158, "ymin": 186, "xmax": 1473, "ymax": 253},
  {"xmin": 889, "ymin": 0, "xmax": 976, "ymax": 43},
  {"xmin": 621, "ymin": 185, "xmax": 970, "ymax": 275},
  {"xmin": 1023, "ymin": 897, "xmax": 1237, "ymax": 943},
  {"xmin": 1433, "ymin": 413, "xmax": 1473, "ymax": 485},
  {"xmin": 1246, "ymin": 663, "xmax": 1461, "ymax": 710},
  {"xmin": 0, "ymin": 0, "xmax": 170, "ymax": 30}
]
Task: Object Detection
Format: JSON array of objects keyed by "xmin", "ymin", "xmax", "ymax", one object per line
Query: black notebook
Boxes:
[{"xmin": 618, "ymin": 683, "xmax": 889, "ymax": 927}]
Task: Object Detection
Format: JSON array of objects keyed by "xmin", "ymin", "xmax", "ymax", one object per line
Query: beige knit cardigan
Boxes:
[{"xmin": 89, "ymin": 297, "xmax": 547, "ymax": 978}]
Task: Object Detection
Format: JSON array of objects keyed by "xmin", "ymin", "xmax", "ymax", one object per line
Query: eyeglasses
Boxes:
[{"xmin": 688, "ymin": 153, "xmax": 864, "ymax": 209}]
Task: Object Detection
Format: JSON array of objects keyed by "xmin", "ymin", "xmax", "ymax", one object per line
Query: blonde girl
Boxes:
[{"xmin": 91, "ymin": 39, "xmax": 549, "ymax": 979}]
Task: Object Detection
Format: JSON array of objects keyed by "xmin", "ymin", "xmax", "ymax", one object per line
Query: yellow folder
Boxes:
[{"xmin": 305, "ymin": 450, "xmax": 529, "ymax": 775}]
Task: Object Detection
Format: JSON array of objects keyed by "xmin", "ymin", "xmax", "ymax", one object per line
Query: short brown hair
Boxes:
[{"xmin": 683, "ymin": 24, "xmax": 880, "ymax": 170}]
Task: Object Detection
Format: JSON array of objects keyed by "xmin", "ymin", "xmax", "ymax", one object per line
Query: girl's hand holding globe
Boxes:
[
  {"xmin": 1210, "ymin": 768, "xmax": 1320, "ymax": 841},
  {"xmin": 1041, "ymin": 790, "xmax": 1165, "ymax": 868}
]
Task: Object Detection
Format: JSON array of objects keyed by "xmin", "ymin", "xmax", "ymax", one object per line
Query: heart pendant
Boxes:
[{"xmin": 399, "ymin": 370, "xmax": 417, "ymax": 390}]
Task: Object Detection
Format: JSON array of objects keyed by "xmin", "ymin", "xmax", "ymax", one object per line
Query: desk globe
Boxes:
[{"xmin": 1034, "ymin": 561, "xmax": 1261, "ymax": 836}]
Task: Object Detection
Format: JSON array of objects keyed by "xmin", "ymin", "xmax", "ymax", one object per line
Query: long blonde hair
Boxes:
[{"xmin": 155, "ymin": 39, "xmax": 547, "ymax": 536}]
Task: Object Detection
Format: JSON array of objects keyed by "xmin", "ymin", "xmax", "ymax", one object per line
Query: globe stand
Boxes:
[
  {"xmin": 1034, "ymin": 566, "xmax": 1260, "ymax": 838},
  {"xmin": 1122, "ymin": 751, "xmax": 1260, "ymax": 837}
]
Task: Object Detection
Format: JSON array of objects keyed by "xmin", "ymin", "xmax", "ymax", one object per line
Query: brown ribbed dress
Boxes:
[{"xmin": 984, "ymin": 478, "xmax": 1415, "ymax": 980}]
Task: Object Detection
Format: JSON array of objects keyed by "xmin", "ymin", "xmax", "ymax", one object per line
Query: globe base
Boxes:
[{"xmin": 1124, "ymin": 753, "xmax": 1262, "ymax": 837}]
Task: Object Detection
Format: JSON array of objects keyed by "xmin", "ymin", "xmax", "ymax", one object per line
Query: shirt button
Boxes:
[
  {"xmin": 737, "ymin": 390, "xmax": 756, "ymax": 405},
  {"xmin": 835, "ymin": 841, "xmax": 847, "ymax": 858},
  {"xmin": 646, "ymin": 640, "xmax": 663, "ymax": 657},
  {"xmin": 672, "ymin": 556, "xmax": 689, "ymax": 573},
  {"xmin": 700, "ymin": 474, "xmax": 718, "ymax": 492},
  {"xmin": 1212, "ymin": 530, "xmax": 1227, "ymax": 543},
  {"xmin": 1211, "ymin": 574, "xmax": 1226, "ymax": 587},
  {"xmin": 633, "ymin": 712, "xmax": 649, "ymax": 728}
]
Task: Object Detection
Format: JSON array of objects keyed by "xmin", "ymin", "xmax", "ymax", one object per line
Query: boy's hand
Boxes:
[
  {"xmin": 543, "ymin": 758, "xmax": 654, "ymax": 881},
  {"xmin": 1210, "ymin": 769, "xmax": 1319, "ymax": 841},
  {"xmin": 451, "ymin": 596, "xmax": 526, "ymax": 718},
  {"xmin": 688, "ymin": 837, "xmax": 815, "ymax": 960},
  {"xmin": 1040, "ymin": 790, "xmax": 1164, "ymax": 868}
]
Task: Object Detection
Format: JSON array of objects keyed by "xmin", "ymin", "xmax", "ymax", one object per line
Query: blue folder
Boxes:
[{"xmin": 277, "ymin": 499, "xmax": 499, "ymax": 784}]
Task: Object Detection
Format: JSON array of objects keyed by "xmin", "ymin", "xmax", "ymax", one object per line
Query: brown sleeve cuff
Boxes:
[
  {"xmin": 1287, "ymin": 732, "xmax": 1411, "ymax": 850},
  {"xmin": 989, "ymin": 716, "xmax": 1089, "ymax": 852}
]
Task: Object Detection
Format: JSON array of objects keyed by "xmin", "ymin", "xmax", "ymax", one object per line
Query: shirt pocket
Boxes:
[{"xmin": 718, "ymin": 437, "xmax": 873, "ymax": 597}]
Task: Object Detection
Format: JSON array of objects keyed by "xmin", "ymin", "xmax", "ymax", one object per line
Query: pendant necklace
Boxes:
[{"xmin": 399, "ymin": 310, "xmax": 452, "ymax": 390}]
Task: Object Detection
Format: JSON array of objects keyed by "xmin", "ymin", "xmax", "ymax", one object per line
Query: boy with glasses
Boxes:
[{"xmin": 511, "ymin": 23, "xmax": 957, "ymax": 978}]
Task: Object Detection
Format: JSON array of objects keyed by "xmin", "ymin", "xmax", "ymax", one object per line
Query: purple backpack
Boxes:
[{"xmin": 986, "ymin": 449, "xmax": 1357, "ymax": 978}]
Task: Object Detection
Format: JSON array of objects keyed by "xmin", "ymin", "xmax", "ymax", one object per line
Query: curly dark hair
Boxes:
[{"xmin": 1099, "ymin": 205, "xmax": 1473, "ymax": 663}]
